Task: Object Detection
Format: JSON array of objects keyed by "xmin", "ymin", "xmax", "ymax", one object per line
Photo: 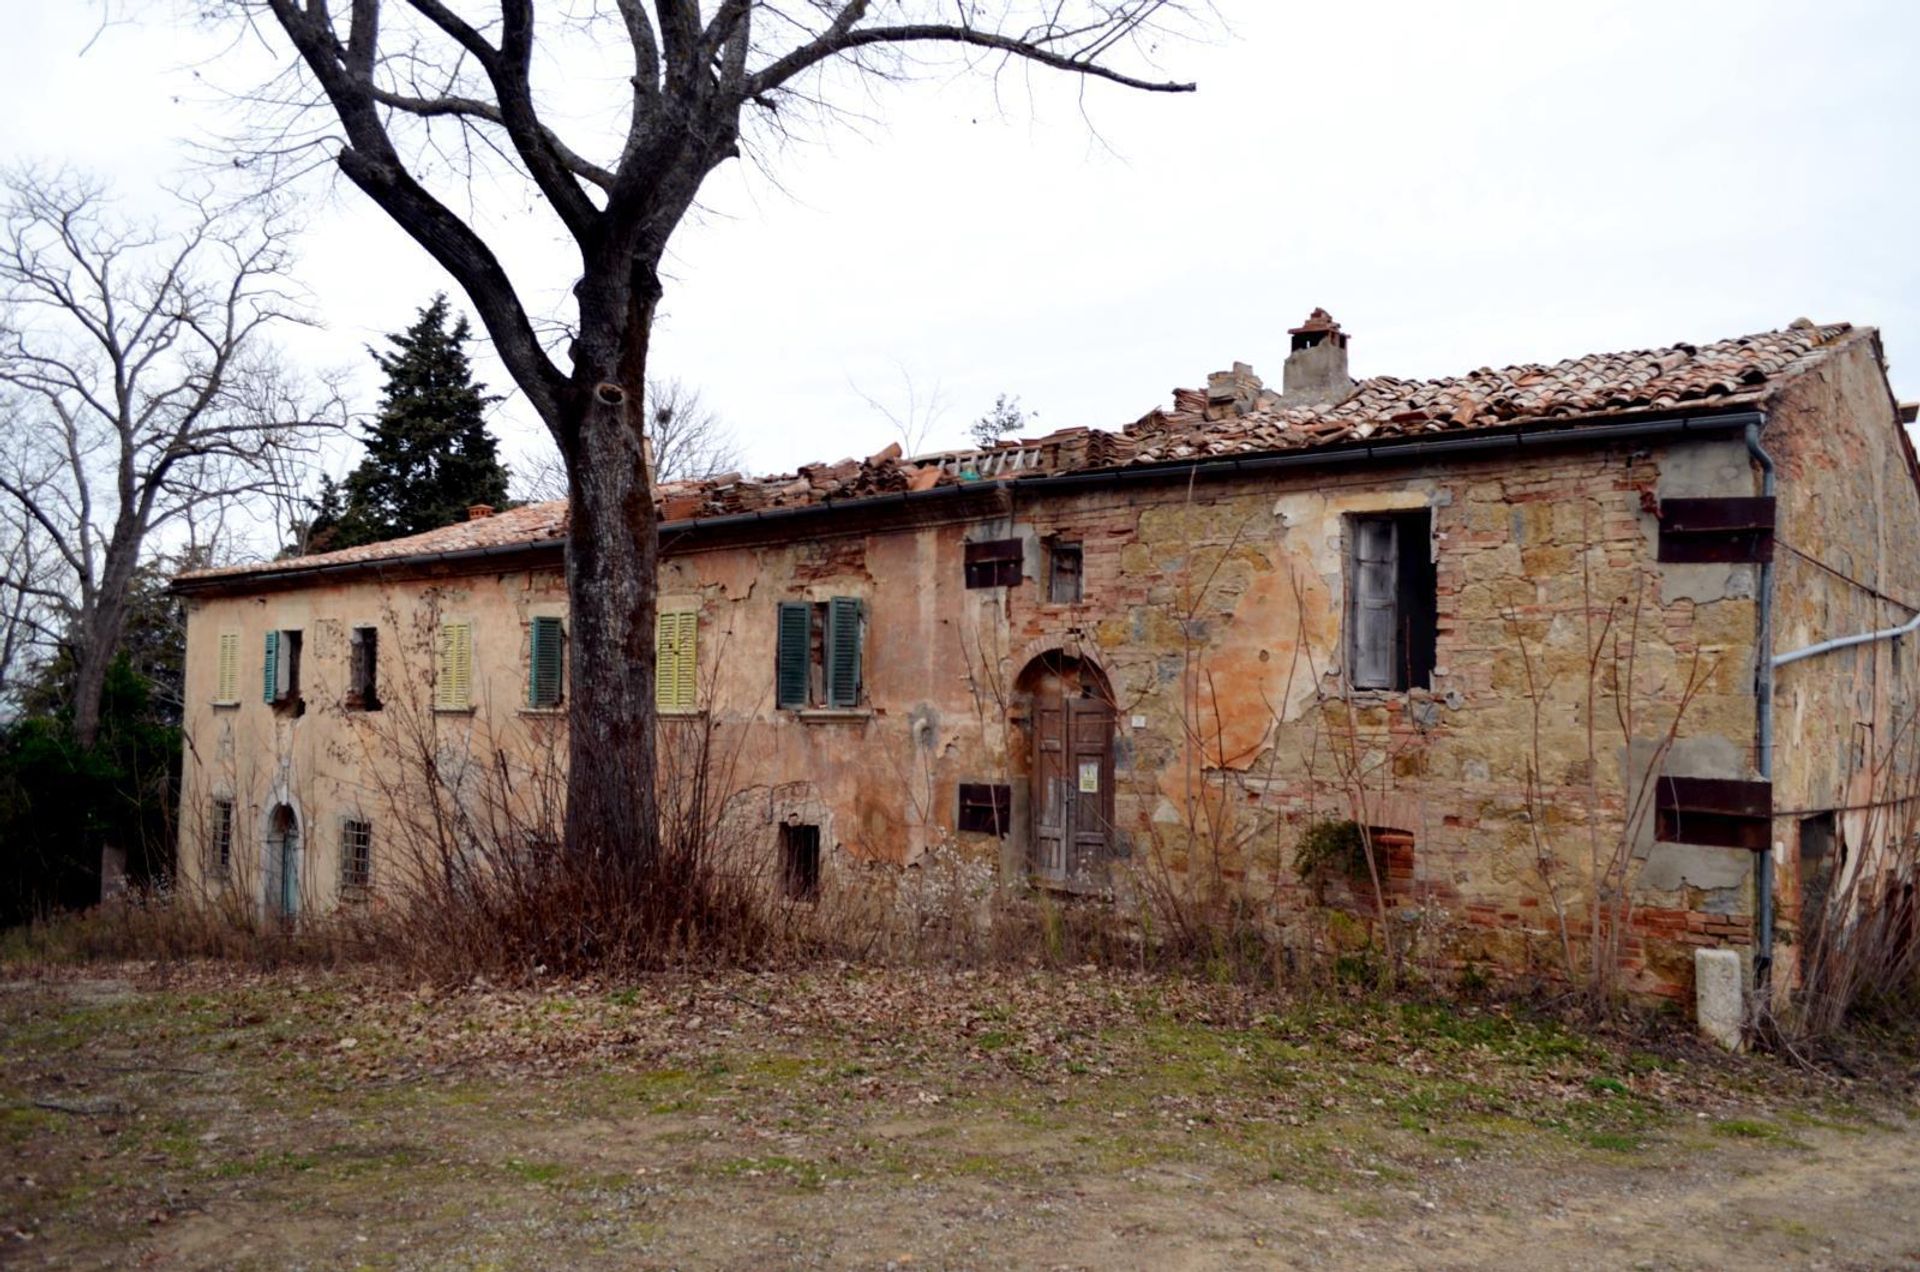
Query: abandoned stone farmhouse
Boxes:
[{"xmin": 171, "ymin": 312, "xmax": 1920, "ymax": 1000}]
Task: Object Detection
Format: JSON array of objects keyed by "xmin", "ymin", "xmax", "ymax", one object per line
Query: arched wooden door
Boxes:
[
  {"xmin": 265, "ymin": 804, "xmax": 300, "ymax": 919},
  {"xmin": 1020, "ymin": 654, "xmax": 1114, "ymax": 886}
]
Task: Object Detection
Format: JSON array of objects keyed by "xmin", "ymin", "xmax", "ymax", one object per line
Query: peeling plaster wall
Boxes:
[{"xmin": 180, "ymin": 425, "xmax": 1847, "ymax": 997}]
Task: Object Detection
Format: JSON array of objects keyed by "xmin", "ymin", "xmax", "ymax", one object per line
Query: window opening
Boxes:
[
  {"xmin": 964, "ymin": 538, "xmax": 1023, "ymax": 589},
  {"xmin": 780, "ymin": 824, "xmax": 821, "ymax": 900},
  {"xmin": 1048, "ymin": 541, "xmax": 1084, "ymax": 604},
  {"xmin": 1346, "ymin": 510, "xmax": 1436, "ymax": 691},
  {"xmin": 958, "ymin": 783, "xmax": 1012, "ymax": 836},
  {"xmin": 209, "ymin": 798, "xmax": 234, "ymax": 882},
  {"xmin": 348, "ymin": 626, "xmax": 381, "ymax": 711},
  {"xmin": 340, "ymin": 818, "xmax": 373, "ymax": 894}
]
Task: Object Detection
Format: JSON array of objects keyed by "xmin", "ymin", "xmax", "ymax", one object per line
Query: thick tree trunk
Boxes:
[
  {"xmin": 559, "ymin": 303, "xmax": 661, "ymax": 872},
  {"xmin": 71, "ymin": 539, "xmax": 141, "ymax": 749}
]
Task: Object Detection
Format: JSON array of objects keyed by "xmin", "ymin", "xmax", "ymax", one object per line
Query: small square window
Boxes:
[
  {"xmin": 958, "ymin": 783, "xmax": 1012, "ymax": 836},
  {"xmin": 1048, "ymin": 541, "xmax": 1083, "ymax": 604},
  {"xmin": 340, "ymin": 818, "xmax": 373, "ymax": 894},
  {"xmin": 780, "ymin": 824, "xmax": 821, "ymax": 901},
  {"xmin": 964, "ymin": 538, "xmax": 1023, "ymax": 589}
]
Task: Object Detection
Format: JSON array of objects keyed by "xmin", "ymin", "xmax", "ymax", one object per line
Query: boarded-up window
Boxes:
[
  {"xmin": 348, "ymin": 626, "xmax": 381, "ymax": 711},
  {"xmin": 208, "ymin": 798, "xmax": 234, "ymax": 882},
  {"xmin": 775, "ymin": 598, "xmax": 863, "ymax": 709},
  {"xmin": 1346, "ymin": 511, "xmax": 1436, "ymax": 691},
  {"xmin": 340, "ymin": 818, "xmax": 372, "ymax": 894},
  {"xmin": 1048, "ymin": 541, "xmax": 1084, "ymax": 604},
  {"xmin": 215, "ymin": 632, "xmax": 240, "ymax": 704},
  {"xmin": 964, "ymin": 538, "xmax": 1023, "ymax": 589},
  {"xmin": 958, "ymin": 783, "xmax": 1012, "ymax": 835},
  {"xmin": 263, "ymin": 630, "xmax": 303, "ymax": 706},
  {"xmin": 654, "ymin": 611, "xmax": 696, "ymax": 712},
  {"xmin": 435, "ymin": 622, "xmax": 474, "ymax": 711},
  {"xmin": 529, "ymin": 616, "xmax": 566, "ymax": 708}
]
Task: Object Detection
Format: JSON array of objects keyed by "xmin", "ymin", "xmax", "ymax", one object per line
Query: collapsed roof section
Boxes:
[{"xmin": 177, "ymin": 317, "xmax": 1868, "ymax": 587}]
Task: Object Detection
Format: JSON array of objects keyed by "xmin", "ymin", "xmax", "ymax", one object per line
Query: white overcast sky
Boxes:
[{"xmin": 2, "ymin": 1, "xmax": 1916, "ymax": 489}]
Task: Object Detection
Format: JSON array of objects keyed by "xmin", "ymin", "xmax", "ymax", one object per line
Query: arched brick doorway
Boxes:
[{"xmin": 1012, "ymin": 651, "xmax": 1114, "ymax": 887}]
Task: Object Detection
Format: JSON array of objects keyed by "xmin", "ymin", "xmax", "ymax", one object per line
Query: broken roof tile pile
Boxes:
[
  {"xmin": 178, "ymin": 319, "xmax": 1863, "ymax": 582},
  {"xmin": 1123, "ymin": 319, "xmax": 1859, "ymax": 463}
]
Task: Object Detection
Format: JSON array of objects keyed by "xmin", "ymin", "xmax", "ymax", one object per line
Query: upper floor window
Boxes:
[
  {"xmin": 347, "ymin": 626, "xmax": 381, "ymax": 711},
  {"xmin": 435, "ymin": 621, "xmax": 474, "ymax": 711},
  {"xmin": 1346, "ymin": 510, "xmax": 1436, "ymax": 692},
  {"xmin": 1048, "ymin": 541, "xmax": 1084, "ymax": 604},
  {"xmin": 214, "ymin": 632, "xmax": 240, "ymax": 705},
  {"xmin": 964, "ymin": 538, "xmax": 1023, "ymax": 589},
  {"xmin": 776, "ymin": 597, "xmax": 863, "ymax": 709},
  {"xmin": 654, "ymin": 611, "xmax": 696, "ymax": 713},
  {"xmin": 263, "ymin": 629, "xmax": 303, "ymax": 710},
  {"xmin": 528, "ymin": 616, "xmax": 566, "ymax": 709}
]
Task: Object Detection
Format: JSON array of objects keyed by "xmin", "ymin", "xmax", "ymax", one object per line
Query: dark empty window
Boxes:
[
  {"xmin": 208, "ymin": 798, "xmax": 234, "ymax": 883},
  {"xmin": 780, "ymin": 824, "xmax": 821, "ymax": 900},
  {"xmin": 340, "ymin": 818, "xmax": 373, "ymax": 894},
  {"xmin": 958, "ymin": 783, "xmax": 1012, "ymax": 836},
  {"xmin": 776, "ymin": 598, "xmax": 863, "ymax": 709},
  {"xmin": 1048, "ymin": 541, "xmax": 1083, "ymax": 604},
  {"xmin": 1346, "ymin": 511, "xmax": 1436, "ymax": 691},
  {"xmin": 964, "ymin": 538, "xmax": 1023, "ymax": 589},
  {"xmin": 263, "ymin": 629, "xmax": 304, "ymax": 711},
  {"xmin": 348, "ymin": 626, "xmax": 380, "ymax": 711}
]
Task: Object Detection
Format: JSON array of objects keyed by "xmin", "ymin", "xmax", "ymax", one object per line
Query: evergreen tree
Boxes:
[{"xmin": 313, "ymin": 296, "xmax": 510, "ymax": 550}]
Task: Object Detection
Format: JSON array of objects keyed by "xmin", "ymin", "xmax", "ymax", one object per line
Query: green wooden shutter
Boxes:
[
  {"xmin": 262, "ymin": 630, "xmax": 279, "ymax": 703},
  {"xmin": 825, "ymin": 596, "xmax": 863, "ymax": 709},
  {"xmin": 529, "ymin": 617, "xmax": 564, "ymax": 707},
  {"xmin": 776, "ymin": 602, "xmax": 810, "ymax": 709}
]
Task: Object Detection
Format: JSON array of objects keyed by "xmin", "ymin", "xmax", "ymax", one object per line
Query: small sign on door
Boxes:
[{"xmin": 1078, "ymin": 761, "xmax": 1100, "ymax": 794}]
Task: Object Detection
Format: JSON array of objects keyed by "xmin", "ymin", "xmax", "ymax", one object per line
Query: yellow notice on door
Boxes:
[{"xmin": 1078, "ymin": 762, "xmax": 1099, "ymax": 793}]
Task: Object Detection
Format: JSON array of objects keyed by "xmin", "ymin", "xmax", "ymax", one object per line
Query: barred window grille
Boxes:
[
  {"xmin": 209, "ymin": 798, "xmax": 234, "ymax": 882},
  {"xmin": 340, "ymin": 819, "xmax": 373, "ymax": 894}
]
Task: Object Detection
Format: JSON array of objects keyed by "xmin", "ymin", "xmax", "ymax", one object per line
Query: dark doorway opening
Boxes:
[{"xmin": 780, "ymin": 824, "xmax": 821, "ymax": 901}]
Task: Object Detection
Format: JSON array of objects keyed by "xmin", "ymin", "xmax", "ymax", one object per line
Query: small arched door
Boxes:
[
  {"xmin": 1016, "ymin": 653, "xmax": 1114, "ymax": 886},
  {"xmin": 265, "ymin": 804, "xmax": 300, "ymax": 919}
]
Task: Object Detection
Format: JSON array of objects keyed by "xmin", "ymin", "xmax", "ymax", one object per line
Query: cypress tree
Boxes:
[{"xmin": 314, "ymin": 296, "xmax": 510, "ymax": 550}]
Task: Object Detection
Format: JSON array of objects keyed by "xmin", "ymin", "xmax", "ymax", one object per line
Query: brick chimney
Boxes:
[
  {"xmin": 1279, "ymin": 308, "xmax": 1354, "ymax": 407},
  {"xmin": 466, "ymin": 503, "xmax": 495, "ymax": 521}
]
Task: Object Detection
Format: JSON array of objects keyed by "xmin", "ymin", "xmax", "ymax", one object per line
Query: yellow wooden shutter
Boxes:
[
  {"xmin": 655, "ymin": 611, "xmax": 698, "ymax": 712},
  {"xmin": 436, "ymin": 622, "xmax": 473, "ymax": 710},
  {"xmin": 673, "ymin": 611, "xmax": 698, "ymax": 711},
  {"xmin": 215, "ymin": 632, "xmax": 239, "ymax": 703}
]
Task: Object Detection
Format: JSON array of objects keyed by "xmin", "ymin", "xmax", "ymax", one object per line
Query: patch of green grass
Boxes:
[
  {"xmin": 1587, "ymin": 1076, "xmax": 1630, "ymax": 1096},
  {"xmin": 1583, "ymin": 1131, "xmax": 1648, "ymax": 1152},
  {"xmin": 705, "ymin": 1154, "xmax": 844, "ymax": 1191},
  {"xmin": 1712, "ymin": 1117, "xmax": 1786, "ymax": 1141},
  {"xmin": 503, "ymin": 1158, "xmax": 568, "ymax": 1184}
]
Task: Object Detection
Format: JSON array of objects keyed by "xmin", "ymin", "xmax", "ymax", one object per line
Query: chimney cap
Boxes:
[
  {"xmin": 1288, "ymin": 307, "xmax": 1348, "ymax": 352},
  {"xmin": 466, "ymin": 503, "xmax": 495, "ymax": 520}
]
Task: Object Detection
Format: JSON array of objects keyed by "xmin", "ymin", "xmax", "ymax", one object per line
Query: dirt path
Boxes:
[{"xmin": 3, "ymin": 968, "xmax": 1916, "ymax": 1270}]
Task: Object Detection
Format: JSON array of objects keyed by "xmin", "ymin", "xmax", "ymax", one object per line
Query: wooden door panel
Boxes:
[
  {"xmin": 1067, "ymin": 698, "xmax": 1114, "ymax": 883},
  {"xmin": 1032, "ymin": 700, "xmax": 1067, "ymax": 880}
]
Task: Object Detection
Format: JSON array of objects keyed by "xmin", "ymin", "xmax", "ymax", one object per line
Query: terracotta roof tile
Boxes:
[{"xmin": 179, "ymin": 319, "xmax": 1863, "ymax": 585}]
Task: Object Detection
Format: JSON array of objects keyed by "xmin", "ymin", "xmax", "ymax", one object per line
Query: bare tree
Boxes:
[
  {"xmin": 519, "ymin": 376, "xmax": 742, "ymax": 501},
  {"xmin": 219, "ymin": 1, "xmax": 1201, "ymax": 871},
  {"xmin": 0, "ymin": 168, "xmax": 341, "ymax": 747},
  {"xmin": 853, "ymin": 362, "xmax": 953, "ymax": 458},
  {"xmin": 646, "ymin": 378, "xmax": 741, "ymax": 483}
]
